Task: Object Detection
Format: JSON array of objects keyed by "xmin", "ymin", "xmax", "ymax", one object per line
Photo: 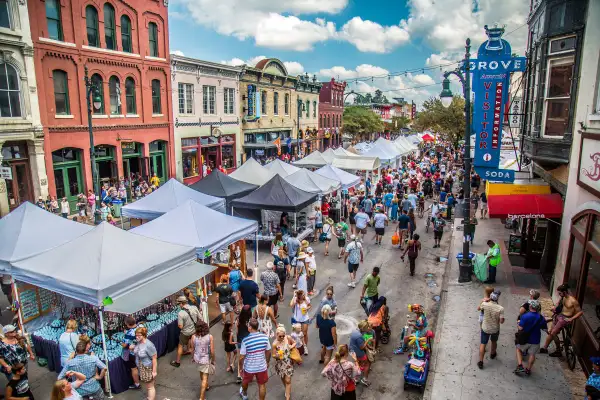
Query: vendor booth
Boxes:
[
  {"xmin": 333, "ymin": 147, "xmax": 358, "ymax": 157},
  {"xmin": 331, "ymin": 155, "xmax": 381, "ymax": 172},
  {"xmin": 359, "ymin": 142, "xmax": 400, "ymax": 166},
  {"xmin": 122, "ymin": 178, "xmax": 225, "ymax": 224},
  {"xmin": 292, "ymin": 150, "xmax": 329, "ymax": 168},
  {"xmin": 10, "ymin": 222, "xmax": 216, "ymax": 395},
  {"xmin": 285, "ymin": 168, "xmax": 341, "ymax": 195},
  {"xmin": 315, "ymin": 164, "xmax": 361, "ymax": 190},
  {"xmin": 321, "ymin": 148, "xmax": 338, "ymax": 164},
  {"xmin": 189, "ymin": 169, "xmax": 258, "ymax": 214},
  {"xmin": 229, "ymin": 157, "xmax": 276, "ymax": 186},
  {"xmin": 264, "ymin": 159, "xmax": 300, "ymax": 177}
]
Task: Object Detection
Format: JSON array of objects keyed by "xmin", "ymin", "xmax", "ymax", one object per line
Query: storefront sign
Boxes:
[
  {"xmin": 577, "ymin": 134, "xmax": 600, "ymax": 198},
  {"xmin": 255, "ymin": 149, "xmax": 265, "ymax": 156},
  {"xmin": 247, "ymin": 85, "xmax": 256, "ymax": 117},
  {"xmin": 508, "ymin": 97, "xmax": 522, "ymax": 128},
  {"xmin": 477, "ymin": 166, "xmax": 515, "ymax": 182},
  {"xmin": 471, "ymin": 25, "xmax": 526, "ymax": 182},
  {"xmin": 0, "ymin": 166, "xmax": 12, "ymax": 180},
  {"xmin": 486, "ymin": 181, "xmax": 550, "ymax": 196}
]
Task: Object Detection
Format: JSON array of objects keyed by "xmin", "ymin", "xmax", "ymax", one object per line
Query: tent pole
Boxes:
[
  {"xmin": 11, "ymin": 279, "xmax": 24, "ymax": 333},
  {"xmin": 201, "ymin": 277, "xmax": 209, "ymax": 323},
  {"xmin": 254, "ymin": 232, "xmax": 259, "ymax": 284},
  {"xmin": 98, "ymin": 308, "xmax": 113, "ymax": 398}
]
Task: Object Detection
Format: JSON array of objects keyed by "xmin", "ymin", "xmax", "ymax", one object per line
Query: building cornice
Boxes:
[{"xmin": 49, "ymin": 123, "xmax": 170, "ymax": 133}]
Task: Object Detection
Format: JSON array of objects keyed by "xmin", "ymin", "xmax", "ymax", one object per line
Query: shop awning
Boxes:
[{"xmin": 488, "ymin": 194, "xmax": 564, "ymax": 219}]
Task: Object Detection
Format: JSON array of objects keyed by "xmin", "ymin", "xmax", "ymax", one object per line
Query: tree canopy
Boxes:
[
  {"xmin": 342, "ymin": 106, "xmax": 384, "ymax": 139},
  {"xmin": 412, "ymin": 96, "xmax": 466, "ymax": 145},
  {"xmin": 353, "ymin": 90, "xmax": 389, "ymax": 105}
]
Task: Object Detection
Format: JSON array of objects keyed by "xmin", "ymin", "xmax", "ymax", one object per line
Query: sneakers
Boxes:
[
  {"xmin": 477, "ymin": 361, "xmax": 483, "ymax": 369},
  {"xmin": 514, "ymin": 364, "xmax": 525, "ymax": 374},
  {"xmin": 490, "ymin": 353, "xmax": 497, "ymax": 360},
  {"xmin": 351, "ymin": 281, "xmax": 356, "ymax": 288},
  {"xmin": 539, "ymin": 348, "xmax": 548, "ymax": 354},
  {"xmin": 128, "ymin": 384, "xmax": 141, "ymax": 390},
  {"xmin": 304, "ymin": 346, "xmax": 309, "ymax": 356},
  {"xmin": 239, "ymin": 387, "xmax": 248, "ymax": 400},
  {"xmin": 170, "ymin": 361, "xmax": 180, "ymax": 368}
]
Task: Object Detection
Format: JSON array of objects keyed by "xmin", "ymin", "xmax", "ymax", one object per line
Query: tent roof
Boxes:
[
  {"xmin": 11, "ymin": 222, "xmax": 201, "ymax": 309},
  {"xmin": 333, "ymin": 147, "xmax": 358, "ymax": 157},
  {"xmin": 421, "ymin": 133, "xmax": 435, "ymax": 141},
  {"xmin": 0, "ymin": 202, "xmax": 93, "ymax": 272},
  {"xmin": 232, "ymin": 174, "xmax": 318, "ymax": 212},
  {"xmin": 395, "ymin": 136, "xmax": 417, "ymax": 150},
  {"xmin": 229, "ymin": 158, "xmax": 276, "ymax": 186},
  {"xmin": 189, "ymin": 170, "xmax": 258, "ymax": 201},
  {"xmin": 131, "ymin": 200, "xmax": 258, "ymax": 257},
  {"xmin": 285, "ymin": 169, "xmax": 341, "ymax": 195},
  {"xmin": 264, "ymin": 159, "xmax": 300, "ymax": 177},
  {"xmin": 321, "ymin": 148, "xmax": 338, "ymax": 164},
  {"xmin": 345, "ymin": 146, "xmax": 360, "ymax": 154},
  {"xmin": 292, "ymin": 151, "xmax": 329, "ymax": 168},
  {"xmin": 373, "ymin": 138, "xmax": 404, "ymax": 157},
  {"xmin": 315, "ymin": 164, "xmax": 361, "ymax": 190},
  {"xmin": 358, "ymin": 144, "xmax": 397, "ymax": 162},
  {"xmin": 332, "ymin": 155, "xmax": 381, "ymax": 171},
  {"xmin": 122, "ymin": 178, "xmax": 225, "ymax": 220}
]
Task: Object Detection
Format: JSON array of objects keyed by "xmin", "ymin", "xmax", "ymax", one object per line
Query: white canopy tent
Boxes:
[
  {"xmin": 359, "ymin": 144, "xmax": 398, "ymax": 163},
  {"xmin": 393, "ymin": 138, "xmax": 413, "ymax": 154},
  {"xmin": 122, "ymin": 178, "xmax": 225, "ymax": 220},
  {"xmin": 292, "ymin": 151, "xmax": 329, "ymax": 168},
  {"xmin": 332, "ymin": 156, "xmax": 381, "ymax": 172},
  {"xmin": 321, "ymin": 148, "xmax": 338, "ymax": 164},
  {"xmin": 229, "ymin": 157, "xmax": 276, "ymax": 186},
  {"xmin": 396, "ymin": 136, "xmax": 418, "ymax": 151},
  {"xmin": 315, "ymin": 164, "xmax": 361, "ymax": 190},
  {"xmin": 0, "ymin": 202, "xmax": 93, "ymax": 272},
  {"xmin": 285, "ymin": 168, "xmax": 341, "ymax": 195},
  {"xmin": 333, "ymin": 147, "xmax": 358, "ymax": 157},
  {"xmin": 375, "ymin": 137, "xmax": 409, "ymax": 156},
  {"xmin": 131, "ymin": 200, "xmax": 258, "ymax": 258},
  {"xmin": 264, "ymin": 159, "xmax": 300, "ymax": 177}
]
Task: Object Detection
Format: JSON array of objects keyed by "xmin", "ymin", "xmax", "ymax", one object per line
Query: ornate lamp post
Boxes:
[
  {"xmin": 84, "ymin": 66, "xmax": 103, "ymax": 224},
  {"xmin": 439, "ymin": 38, "xmax": 473, "ymax": 283}
]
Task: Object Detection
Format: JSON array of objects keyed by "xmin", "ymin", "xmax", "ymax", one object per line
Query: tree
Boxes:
[
  {"xmin": 384, "ymin": 116, "xmax": 410, "ymax": 132},
  {"xmin": 353, "ymin": 94, "xmax": 366, "ymax": 105},
  {"xmin": 364, "ymin": 93, "xmax": 373, "ymax": 104},
  {"xmin": 372, "ymin": 89, "xmax": 384, "ymax": 104},
  {"xmin": 412, "ymin": 96, "xmax": 466, "ymax": 145},
  {"xmin": 342, "ymin": 106, "xmax": 384, "ymax": 141}
]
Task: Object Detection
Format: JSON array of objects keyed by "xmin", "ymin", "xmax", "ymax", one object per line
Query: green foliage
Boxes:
[
  {"xmin": 353, "ymin": 90, "xmax": 388, "ymax": 105},
  {"xmin": 342, "ymin": 106, "xmax": 384, "ymax": 139},
  {"xmin": 412, "ymin": 96, "xmax": 466, "ymax": 145},
  {"xmin": 385, "ymin": 116, "xmax": 410, "ymax": 131}
]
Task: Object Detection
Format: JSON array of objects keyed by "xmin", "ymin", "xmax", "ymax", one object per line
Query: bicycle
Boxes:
[
  {"xmin": 425, "ymin": 209, "xmax": 432, "ymax": 233},
  {"xmin": 417, "ymin": 202, "xmax": 425, "ymax": 219},
  {"xmin": 562, "ymin": 324, "xmax": 577, "ymax": 370}
]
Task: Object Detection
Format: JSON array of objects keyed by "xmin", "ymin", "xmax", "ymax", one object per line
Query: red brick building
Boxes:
[
  {"xmin": 319, "ymin": 78, "xmax": 346, "ymax": 148},
  {"xmin": 29, "ymin": 0, "xmax": 173, "ymax": 208}
]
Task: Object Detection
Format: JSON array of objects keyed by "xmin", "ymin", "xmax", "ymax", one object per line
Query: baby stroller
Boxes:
[{"xmin": 379, "ymin": 313, "xmax": 391, "ymax": 344}]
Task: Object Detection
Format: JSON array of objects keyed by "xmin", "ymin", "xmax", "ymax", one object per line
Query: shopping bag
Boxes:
[
  {"xmin": 473, "ymin": 253, "xmax": 488, "ymax": 282},
  {"xmin": 391, "ymin": 232, "xmax": 400, "ymax": 246}
]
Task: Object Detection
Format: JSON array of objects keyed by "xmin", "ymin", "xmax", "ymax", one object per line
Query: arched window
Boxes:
[
  {"xmin": 148, "ymin": 22, "xmax": 158, "ymax": 57},
  {"xmin": 103, "ymin": 3, "xmax": 116, "ymax": 50},
  {"xmin": 86, "ymin": 6, "xmax": 99, "ymax": 47},
  {"xmin": 91, "ymin": 73, "xmax": 104, "ymax": 114},
  {"xmin": 313, "ymin": 101, "xmax": 316, "ymax": 118},
  {"xmin": 121, "ymin": 15, "xmax": 132, "ymax": 53},
  {"xmin": 0, "ymin": 0, "xmax": 10, "ymax": 29},
  {"xmin": 284, "ymin": 93, "xmax": 289, "ymax": 115},
  {"xmin": 305, "ymin": 100, "xmax": 309, "ymax": 118},
  {"xmin": 273, "ymin": 92, "xmax": 279, "ymax": 115},
  {"xmin": 108, "ymin": 76, "xmax": 121, "ymax": 114},
  {"xmin": 151, "ymin": 79, "xmax": 161, "ymax": 114},
  {"xmin": 45, "ymin": 0, "xmax": 63, "ymax": 40},
  {"xmin": 0, "ymin": 63, "xmax": 21, "ymax": 117},
  {"xmin": 327, "ymin": 115, "xmax": 331, "ymax": 128},
  {"xmin": 125, "ymin": 77, "xmax": 136, "ymax": 115},
  {"xmin": 52, "ymin": 70, "xmax": 69, "ymax": 115}
]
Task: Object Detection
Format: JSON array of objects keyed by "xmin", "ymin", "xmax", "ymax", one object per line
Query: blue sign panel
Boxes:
[
  {"xmin": 247, "ymin": 85, "xmax": 256, "ymax": 117},
  {"xmin": 470, "ymin": 25, "xmax": 526, "ymax": 182},
  {"xmin": 475, "ymin": 167, "xmax": 515, "ymax": 183}
]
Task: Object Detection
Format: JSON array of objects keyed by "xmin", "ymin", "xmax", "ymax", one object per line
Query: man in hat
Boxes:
[
  {"xmin": 261, "ymin": 261, "xmax": 282, "ymax": 317},
  {"xmin": 477, "ymin": 291, "xmax": 504, "ymax": 369},
  {"xmin": 171, "ymin": 295, "xmax": 201, "ymax": 367},
  {"xmin": 305, "ymin": 247, "xmax": 317, "ymax": 296},
  {"xmin": 344, "ymin": 235, "xmax": 364, "ymax": 288},
  {"xmin": 514, "ymin": 299, "xmax": 547, "ymax": 375}
]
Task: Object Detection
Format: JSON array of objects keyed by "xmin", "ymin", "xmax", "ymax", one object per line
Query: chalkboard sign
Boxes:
[
  {"xmin": 39, "ymin": 288, "xmax": 54, "ymax": 313},
  {"xmin": 17, "ymin": 283, "xmax": 40, "ymax": 322},
  {"xmin": 508, "ymin": 233, "xmax": 522, "ymax": 255}
]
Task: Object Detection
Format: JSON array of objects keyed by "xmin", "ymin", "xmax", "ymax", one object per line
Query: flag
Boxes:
[{"xmin": 274, "ymin": 137, "xmax": 281, "ymax": 155}]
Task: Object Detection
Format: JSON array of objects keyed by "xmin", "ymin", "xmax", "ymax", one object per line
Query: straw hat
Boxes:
[
  {"xmin": 301, "ymin": 240, "xmax": 309, "ymax": 248},
  {"xmin": 297, "ymin": 252, "xmax": 307, "ymax": 259},
  {"xmin": 325, "ymin": 217, "xmax": 334, "ymax": 225}
]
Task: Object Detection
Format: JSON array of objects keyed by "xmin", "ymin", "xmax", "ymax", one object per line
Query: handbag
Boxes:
[
  {"xmin": 366, "ymin": 346, "xmax": 376, "ymax": 363},
  {"xmin": 319, "ymin": 232, "xmax": 328, "ymax": 242},
  {"xmin": 290, "ymin": 346, "xmax": 303, "ymax": 364},
  {"xmin": 391, "ymin": 232, "xmax": 399, "ymax": 246},
  {"xmin": 207, "ymin": 362, "xmax": 216, "ymax": 375}
]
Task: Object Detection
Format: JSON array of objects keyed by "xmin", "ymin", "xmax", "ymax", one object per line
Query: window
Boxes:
[
  {"xmin": 125, "ymin": 77, "xmax": 136, "ymax": 114},
  {"xmin": 548, "ymin": 2, "xmax": 566, "ymax": 32},
  {"xmin": 305, "ymin": 100, "xmax": 309, "ymax": 118},
  {"xmin": 313, "ymin": 101, "xmax": 316, "ymax": 117},
  {"xmin": 224, "ymin": 87, "xmax": 235, "ymax": 114},
  {"xmin": 261, "ymin": 91, "xmax": 267, "ymax": 115},
  {"xmin": 148, "ymin": 22, "xmax": 158, "ymax": 57},
  {"xmin": 544, "ymin": 58, "xmax": 574, "ymax": 136},
  {"xmin": 202, "ymin": 85, "xmax": 215, "ymax": 114},
  {"xmin": 284, "ymin": 93, "xmax": 289, "ymax": 115},
  {"xmin": 182, "ymin": 138, "xmax": 199, "ymax": 178},
  {"xmin": 0, "ymin": 63, "xmax": 21, "ymax": 117},
  {"xmin": 86, "ymin": 6, "xmax": 99, "ymax": 47},
  {"xmin": 108, "ymin": 76, "xmax": 121, "ymax": 114},
  {"xmin": 52, "ymin": 70, "xmax": 69, "ymax": 115},
  {"xmin": 327, "ymin": 115, "xmax": 331, "ymax": 128},
  {"xmin": 320, "ymin": 114, "xmax": 323, "ymax": 127},
  {"xmin": 273, "ymin": 92, "xmax": 279, "ymax": 115},
  {"xmin": 120, "ymin": 15, "xmax": 132, "ymax": 53},
  {"xmin": 222, "ymin": 144, "xmax": 234, "ymax": 169},
  {"xmin": 103, "ymin": 4, "xmax": 115, "ymax": 50},
  {"xmin": 0, "ymin": 0, "xmax": 10, "ymax": 29},
  {"xmin": 151, "ymin": 79, "xmax": 161, "ymax": 114},
  {"xmin": 178, "ymin": 83, "xmax": 193, "ymax": 114},
  {"xmin": 91, "ymin": 74, "xmax": 104, "ymax": 114}
]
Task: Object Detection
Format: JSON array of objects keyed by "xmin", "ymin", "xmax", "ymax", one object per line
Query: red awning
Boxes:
[
  {"xmin": 487, "ymin": 194, "xmax": 563, "ymax": 219},
  {"xmin": 421, "ymin": 133, "xmax": 435, "ymax": 142}
]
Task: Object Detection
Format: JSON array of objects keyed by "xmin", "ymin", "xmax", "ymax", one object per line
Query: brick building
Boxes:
[
  {"xmin": 319, "ymin": 78, "xmax": 346, "ymax": 148},
  {"xmin": 29, "ymin": 0, "xmax": 173, "ymax": 209}
]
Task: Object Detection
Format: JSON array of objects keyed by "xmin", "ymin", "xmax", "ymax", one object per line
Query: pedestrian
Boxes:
[
  {"xmin": 484, "ymin": 240, "xmax": 502, "ymax": 284},
  {"xmin": 317, "ymin": 305, "xmax": 337, "ymax": 365},
  {"xmin": 432, "ymin": 214, "xmax": 446, "ymax": 248},
  {"xmin": 540, "ymin": 283, "xmax": 583, "ymax": 356},
  {"xmin": 0, "ymin": 325, "xmax": 35, "ymax": 379},
  {"xmin": 260, "ymin": 261, "xmax": 282, "ymax": 318},
  {"xmin": 403, "ymin": 304, "xmax": 428, "ymax": 348},
  {"xmin": 58, "ymin": 342, "xmax": 106, "ymax": 399},
  {"xmin": 59, "ymin": 320, "xmax": 80, "ymax": 369},
  {"xmin": 189, "ymin": 321, "xmax": 215, "ymax": 400},
  {"xmin": 446, "ymin": 192, "xmax": 455, "ymax": 220},
  {"xmin": 60, "ymin": 197, "xmax": 70, "ymax": 218},
  {"xmin": 131, "ymin": 327, "xmax": 157, "ymax": 400},
  {"xmin": 477, "ymin": 291, "xmax": 504, "ymax": 369},
  {"xmin": 391, "ymin": 194, "xmax": 399, "ymax": 221},
  {"xmin": 315, "ymin": 286, "xmax": 338, "ymax": 320},
  {"xmin": 86, "ymin": 190, "xmax": 95, "ymax": 221},
  {"xmin": 294, "ymin": 252, "xmax": 308, "ymax": 292},
  {"xmin": 480, "ymin": 190, "xmax": 488, "ymax": 219},
  {"xmin": 290, "ymin": 290, "xmax": 311, "ymax": 355},
  {"xmin": 372, "ymin": 208, "xmax": 387, "ymax": 245},
  {"xmin": 518, "ymin": 289, "xmax": 541, "ymax": 321},
  {"xmin": 305, "ymin": 247, "xmax": 317, "ymax": 296},
  {"xmin": 348, "ymin": 203, "xmax": 358, "ymax": 236},
  {"xmin": 271, "ymin": 232, "xmax": 284, "ymax": 258},
  {"xmin": 333, "ymin": 217, "xmax": 349, "ymax": 259},
  {"xmin": 5, "ymin": 362, "xmax": 33, "ymax": 399},
  {"xmin": 99, "ymin": 202, "xmax": 109, "ymax": 222},
  {"xmin": 384, "ymin": 189, "xmax": 394, "ymax": 216},
  {"xmin": 343, "ymin": 235, "xmax": 364, "ymax": 288},
  {"xmin": 35, "ymin": 196, "xmax": 46, "ymax": 210},
  {"xmin": 50, "ymin": 196, "xmax": 59, "ymax": 214},
  {"xmin": 171, "ymin": 295, "xmax": 201, "ymax": 367},
  {"xmin": 321, "ymin": 344, "xmax": 361, "ymax": 400},
  {"xmin": 401, "ymin": 194, "xmax": 412, "ymax": 214},
  {"xmin": 360, "ymin": 267, "xmax": 380, "ymax": 316},
  {"xmin": 76, "ymin": 194, "xmax": 87, "ymax": 219},
  {"xmin": 313, "ymin": 206, "xmax": 323, "ymax": 242},
  {"xmin": 514, "ymin": 299, "xmax": 547, "ymax": 376},
  {"xmin": 408, "ymin": 208, "xmax": 416, "ymax": 239},
  {"xmin": 321, "ymin": 218, "xmax": 334, "ymax": 256},
  {"xmin": 254, "ymin": 295, "xmax": 277, "ymax": 338},
  {"xmin": 239, "ymin": 269, "xmax": 260, "ymax": 311},
  {"xmin": 285, "ymin": 232, "xmax": 301, "ymax": 276},
  {"xmin": 368, "ymin": 297, "xmax": 388, "ymax": 350},
  {"xmin": 119, "ymin": 316, "xmax": 142, "ymax": 390},
  {"xmin": 479, "ymin": 286, "xmax": 494, "ymax": 326},
  {"xmin": 229, "ymin": 264, "xmax": 244, "ymax": 313},
  {"xmin": 349, "ymin": 321, "xmax": 374, "ymax": 387},
  {"xmin": 272, "ymin": 325, "xmax": 295, "ymax": 400},
  {"xmin": 239, "ymin": 318, "xmax": 271, "ymax": 400},
  {"xmin": 401, "ymin": 233, "xmax": 422, "ymax": 276},
  {"xmin": 51, "ymin": 370, "xmax": 87, "ymax": 400},
  {"xmin": 353, "ymin": 208, "xmax": 369, "ymax": 240},
  {"xmin": 396, "ymin": 209, "xmax": 411, "ymax": 249},
  {"xmin": 222, "ymin": 321, "xmax": 237, "ymax": 374},
  {"xmin": 585, "ymin": 357, "xmax": 600, "ymax": 399},
  {"xmin": 235, "ymin": 305, "xmax": 252, "ymax": 383},
  {"xmin": 215, "ymin": 275, "xmax": 235, "ymax": 324}
]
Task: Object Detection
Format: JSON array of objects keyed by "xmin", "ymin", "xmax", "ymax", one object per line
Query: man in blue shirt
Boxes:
[
  {"xmin": 58, "ymin": 342, "xmax": 107, "ymax": 398},
  {"xmin": 396, "ymin": 210, "xmax": 411, "ymax": 249},
  {"xmin": 439, "ymin": 188, "xmax": 447, "ymax": 204},
  {"xmin": 446, "ymin": 192, "xmax": 455, "ymax": 220},
  {"xmin": 515, "ymin": 300, "xmax": 548, "ymax": 375},
  {"xmin": 239, "ymin": 269, "xmax": 260, "ymax": 311}
]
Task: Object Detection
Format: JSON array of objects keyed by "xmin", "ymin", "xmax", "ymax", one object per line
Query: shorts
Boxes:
[
  {"xmin": 375, "ymin": 227, "xmax": 384, "ymax": 235},
  {"xmin": 338, "ymin": 238, "xmax": 346, "ymax": 248},
  {"xmin": 124, "ymin": 354, "xmax": 137, "ymax": 369},
  {"xmin": 291, "ymin": 317, "xmax": 310, "ymax": 325},
  {"xmin": 480, "ymin": 330, "xmax": 499, "ymax": 345},
  {"xmin": 267, "ymin": 294, "xmax": 279, "ymax": 306},
  {"xmin": 347, "ymin": 263, "xmax": 359, "ymax": 273},
  {"xmin": 517, "ymin": 343, "xmax": 540, "ymax": 354},
  {"xmin": 88, "ymin": 388, "xmax": 106, "ymax": 399},
  {"xmin": 242, "ymin": 370, "xmax": 269, "ymax": 385},
  {"xmin": 551, "ymin": 314, "xmax": 571, "ymax": 335},
  {"xmin": 434, "ymin": 230, "xmax": 444, "ymax": 240},
  {"xmin": 179, "ymin": 332, "xmax": 192, "ymax": 346},
  {"xmin": 322, "ymin": 344, "xmax": 336, "ymax": 351},
  {"xmin": 358, "ymin": 227, "xmax": 367, "ymax": 234},
  {"xmin": 482, "ymin": 203, "xmax": 488, "ymax": 210},
  {"xmin": 219, "ymin": 303, "xmax": 234, "ymax": 314},
  {"xmin": 356, "ymin": 354, "xmax": 369, "ymax": 371},
  {"xmin": 315, "ymin": 223, "xmax": 323, "ymax": 229}
]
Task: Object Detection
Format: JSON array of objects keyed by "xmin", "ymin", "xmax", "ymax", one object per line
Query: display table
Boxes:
[
  {"xmin": 32, "ymin": 320, "xmax": 180, "ymax": 395},
  {"xmin": 253, "ymin": 227, "xmax": 313, "ymax": 242}
]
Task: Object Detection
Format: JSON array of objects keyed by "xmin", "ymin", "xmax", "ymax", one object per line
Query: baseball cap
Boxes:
[
  {"xmin": 176, "ymin": 295, "xmax": 188, "ymax": 303},
  {"xmin": 2, "ymin": 325, "xmax": 16, "ymax": 334},
  {"xmin": 490, "ymin": 291, "xmax": 501, "ymax": 301}
]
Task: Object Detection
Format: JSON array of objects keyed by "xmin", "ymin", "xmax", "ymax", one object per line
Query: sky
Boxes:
[{"xmin": 168, "ymin": 0, "xmax": 530, "ymax": 107}]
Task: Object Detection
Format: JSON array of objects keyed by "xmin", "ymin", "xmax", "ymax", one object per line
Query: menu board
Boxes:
[
  {"xmin": 39, "ymin": 288, "xmax": 54, "ymax": 313},
  {"xmin": 16, "ymin": 282, "xmax": 54, "ymax": 323}
]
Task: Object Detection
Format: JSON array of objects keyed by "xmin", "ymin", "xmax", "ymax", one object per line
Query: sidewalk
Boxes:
[{"xmin": 426, "ymin": 216, "xmax": 587, "ymax": 400}]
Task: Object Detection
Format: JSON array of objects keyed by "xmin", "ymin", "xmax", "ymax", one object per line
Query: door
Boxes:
[
  {"xmin": 150, "ymin": 153, "xmax": 166, "ymax": 183},
  {"xmin": 6, "ymin": 162, "xmax": 33, "ymax": 209},
  {"xmin": 54, "ymin": 165, "xmax": 82, "ymax": 211}
]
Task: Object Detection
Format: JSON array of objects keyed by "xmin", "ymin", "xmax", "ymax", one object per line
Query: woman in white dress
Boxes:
[{"xmin": 294, "ymin": 252, "xmax": 308, "ymax": 293}]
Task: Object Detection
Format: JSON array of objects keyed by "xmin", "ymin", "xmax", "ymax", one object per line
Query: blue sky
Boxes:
[{"xmin": 168, "ymin": 0, "xmax": 530, "ymax": 105}]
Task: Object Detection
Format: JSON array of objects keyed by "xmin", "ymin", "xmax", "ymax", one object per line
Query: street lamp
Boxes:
[
  {"xmin": 297, "ymin": 99, "xmax": 306, "ymax": 157},
  {"xmin": 439, "ymin": 38, "xmax": 473, "ymax": 283},
  {"xmin": 84, "ymin": 66, "xmax": 103, "ymax": 225}
]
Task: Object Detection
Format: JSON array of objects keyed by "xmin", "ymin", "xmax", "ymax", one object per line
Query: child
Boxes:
[
  {"xmin": 222, "ymin": 321, "xmax": 237, "ymax": 373},
  {"xmin": 121, "ymin": 316, "xmax": 141, "ymax": 390},
  {"xmin": 479, "ymin": 286, "xmax": 494, "ymax": 325},
  {"xmin": 60, "ymin": 197, "xmax": 70, "ymax": 218},
  {"xmin": 134, "ymin": 185, "xmax": 142, "ymax": 200},
  {"xmin": 290, "ymin": 323, "xmax": 305, "ymax": 361},
  {"xmin": 5, "ymin": 362, "xmax": 34, "ymax": 399}
]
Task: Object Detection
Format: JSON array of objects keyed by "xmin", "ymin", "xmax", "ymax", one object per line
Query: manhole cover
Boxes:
[{"xmin": 334, "ymin": 315, "xmax": 359, "ymax": 335}]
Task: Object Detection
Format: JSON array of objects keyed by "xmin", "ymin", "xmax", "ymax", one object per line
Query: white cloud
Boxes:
[
  {"xmin": 254, "ymin": 14, "xmax": 336, "ymax": 51},
  {"xmin": 283, "ymin": 61, "xmax": 305, "ymax": 76},
  {"xmin": 171, "ymin": 50, "xmax": 185, "ymax": 56},
  {"xmin": 339, "ymin": 17, "xmax": 409, "ymax": 53}
]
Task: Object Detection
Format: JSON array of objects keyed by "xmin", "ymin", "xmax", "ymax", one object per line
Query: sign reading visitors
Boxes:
[
  {"xmin": 470, "ymin": 25, "xmax": 526, "ymax": 183},
  {"xmin": 0, "ymin": 166, "xmax": 12, "ymax": 180}
]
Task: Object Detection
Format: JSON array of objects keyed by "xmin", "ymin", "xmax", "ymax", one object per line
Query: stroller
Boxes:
[{"xmin": 379, "ymin": 313, "xmax": 391, "ymax": 344}]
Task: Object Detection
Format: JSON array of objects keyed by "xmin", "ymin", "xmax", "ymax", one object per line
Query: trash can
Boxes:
[
  {"xmin": 456, "ymin": 252, "xmax": 475, "ymax": 283},
  {"xmin": 112, "ymin": 199, "xmax": 122, "ymax": 217}
]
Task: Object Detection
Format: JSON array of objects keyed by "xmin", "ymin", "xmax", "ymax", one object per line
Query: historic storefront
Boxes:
[
  {"xmin": 319, "ymin": 78, "xmax": 346, "ymax": 149},
  {"xmin": 296, "ymin": 73, "xmax": 321, "ymax": 155}
]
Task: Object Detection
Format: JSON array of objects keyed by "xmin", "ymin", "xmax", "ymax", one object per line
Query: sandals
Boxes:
[
  {"xmin": 170, "ymin": 361, "xmax": 180, "ymax": 368},
  {"xmin": 359, "ymin": 378, "xmax": 371, "ymax": 387}
]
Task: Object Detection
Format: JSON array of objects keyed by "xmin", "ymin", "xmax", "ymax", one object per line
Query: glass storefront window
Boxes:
[
  {"xmin": 268, "ymin": 132, "xmax": 279, "ymax": 142},
  {"xmin": 582, "ymin": 257, "xmax": 600, "ymax": 334},
  {"xmin": 200, "ymin": 137, "xmax": 219, "ymax": 146},
  {"xmin": 1, "ymin": 144, "xmax": 24, "ymax": 160},
  {"xmin": 150, "ymin": 140, "xmax": 165, "ymax": 152},
  {"xmin": 52, "ymin": 148, "xmax": 78, "ymax": 163},
  {"xmin": 592, "ymin": 216, "xmax": 600, "ymax": 246},
  {"xmin": 222, "ymin": 145, "xmax": 234, "ymax": 169},
  {"xmin": 181, "ymin": 138, "xmax": 198, "ymax": 147},
  {"xmin": 567, "ymin": 238, "xmax": 584, "ymax": 293},
  {"xmin": 255, "ymin": 134, "xmax": 266, "ymax": 144},
  {"xmin": 182, "ymin": 148, "xmax": 199, "ymax": 178}
]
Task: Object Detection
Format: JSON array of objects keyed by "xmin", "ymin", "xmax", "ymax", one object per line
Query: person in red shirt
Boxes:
[
  {"xmin": 384, "ymin": 174, "xmax": 392, "ymax": 185},
  {"xmin": 409, "ymin": 176, "xmax": 419, "ymax": 191},
  {"xmin": 322, "ymin": 200, "xmax": 331, "ymax": 219}
]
